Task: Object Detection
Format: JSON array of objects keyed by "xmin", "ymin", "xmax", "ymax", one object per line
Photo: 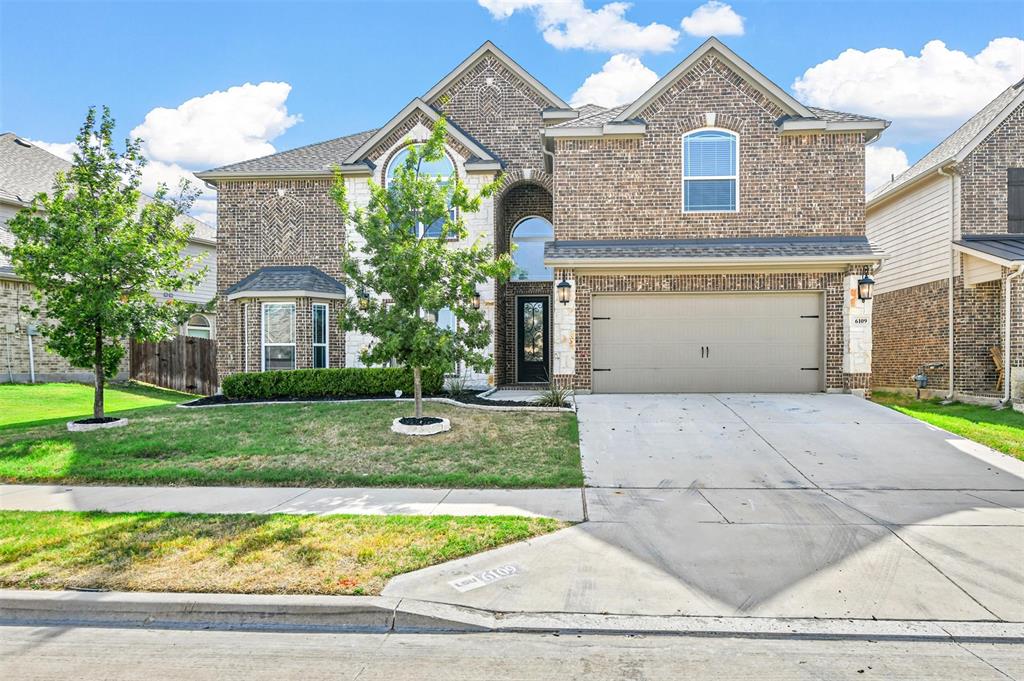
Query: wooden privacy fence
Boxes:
[{"xmin": 130, "ymin": 335, "xmax": 218, "ymax": 396}]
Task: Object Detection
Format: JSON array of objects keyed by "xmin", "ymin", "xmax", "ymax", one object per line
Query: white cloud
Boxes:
[
  {"xmin": 570, "ymin": 53, "xmax": 659, "ymax": 107},
  {"xmin": 131, "ymin": 81, "xmax": 301, "ymax": 168},
  {"xmin": 478, "ymin": 0, "xmax": 679, "ymax": 53},
  {"xmin": 27, "ymin": 139, "xmax": 76, "ymax": 162},
  {"xmin": 680, "ymin": 1, "xmax": 745, "ymax": 37},
  {"xmin": 865, "ymin": 145, "xmax": 910, "ymax": 194},
  {"xmin": 793, "ymin": 38, "xmax": 1024, "ymax": 142}
]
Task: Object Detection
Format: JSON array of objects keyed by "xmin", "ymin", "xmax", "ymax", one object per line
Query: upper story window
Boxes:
[
  {"xmin": 682, "ymin": 129, "xmax": 738, "ymax": 212},
  {"xmin": 386, "ymin": 144, "xmax": 456, "ymax": 239},
  {"xmin": 1009, "ymin": 168, "xmax": 1024, "ymax": 234},
  {"xmin": 511, "ymin": 216, "xmax": 554, "ymax": 281}
]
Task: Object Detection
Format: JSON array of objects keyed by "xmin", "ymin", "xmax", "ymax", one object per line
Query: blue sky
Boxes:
[{"xmin": 2, "ymin": 0, "xmax": 1022, "ymax": 223}]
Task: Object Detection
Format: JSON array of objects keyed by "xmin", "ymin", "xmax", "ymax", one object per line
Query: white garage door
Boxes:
[{"xmin": 591, "ymin": 292, "xmax": 824, "ymax": 393}]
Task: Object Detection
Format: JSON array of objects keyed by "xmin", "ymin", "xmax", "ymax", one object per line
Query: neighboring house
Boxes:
[
  {"xmin": 0, "ymin": 132, "xmax": 217, "ymax": 383},
  {"xmin": 197, "ymin": 38, "xmax": 888, "ymax": 394},
  {"xmin": 866, "ymin": 79, "xmax": 1024, "ymax": 403}
]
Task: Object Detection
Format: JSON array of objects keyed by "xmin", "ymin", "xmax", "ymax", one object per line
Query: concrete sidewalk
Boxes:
[{"xmin": 0, "ymin": 484, "xmax": 584, "ymax": 520}]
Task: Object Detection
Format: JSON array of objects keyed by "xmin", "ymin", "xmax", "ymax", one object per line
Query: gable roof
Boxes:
[
  {"xmin": 614, "ymin": 38, "xmax": 815, "ymax": 123},
  {"xmin": 867, "ymin": 81, "xmax": 1024, "ymax": 206},
  {"xmin": 422, "ymin": 40, "xmax": 569, "ymax": 110},
  {"xmin": 0, "ymin": 133, "xmax": 216, "ymax": 243},
  {"xmin": 196, "ymin": 129, "xmax": 378, "ymax": 181},
  {"xmin": 549, "ymin": 104, "xmax": 628, "ymax": 129},
  {"xmin": 341, "ymin": 98, "xmax": 502, "ymax": 169}
]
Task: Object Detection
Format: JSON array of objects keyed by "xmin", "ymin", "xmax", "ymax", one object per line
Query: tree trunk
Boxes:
[
  {"xmin": 413, "ymin": 366, "xmax": 423, "ymax": 419},
  {"xmin": 93, "ymin": 326, "xmax": 104, "ymax": 420}
]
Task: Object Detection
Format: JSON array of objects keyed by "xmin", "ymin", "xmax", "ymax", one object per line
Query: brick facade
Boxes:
[
  {"xmin": 553, "ymin": 56, "xmax": 866, "ymax": 241},
  {"xmin": 215, "ymin": 178, "xmax": 347, "ymax": 379},
  {"xmin": 959, "ymin": 101, "xmax": 1024, "ymax": 236},
  {"xmin": 872, "ymin": 279, "xmax": 951, "ymax": 391}
]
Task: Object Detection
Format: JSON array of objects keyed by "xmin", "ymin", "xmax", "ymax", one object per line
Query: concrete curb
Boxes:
[{"xmin": 2, "ymin": 590, "xmax": 1022, "ymax": 642}]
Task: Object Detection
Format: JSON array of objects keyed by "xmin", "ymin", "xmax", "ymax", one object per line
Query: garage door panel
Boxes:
[{"xmin": 591, "ymin": 293, "xmax": 823, "ymax": 393}]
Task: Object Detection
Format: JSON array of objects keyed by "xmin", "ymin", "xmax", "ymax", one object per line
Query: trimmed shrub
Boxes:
[{"xmin": 221, "ymin": 367, "xmax": 445, "ymax": 400}]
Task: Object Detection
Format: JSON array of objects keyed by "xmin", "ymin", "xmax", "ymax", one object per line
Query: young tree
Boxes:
[
  {"xmin": 332, "ymin": 117, "xmax": 513, "ymax": 420},
  {"xmin": 2, "ymin": 107, "xmax": 204, "ymax": 421}
]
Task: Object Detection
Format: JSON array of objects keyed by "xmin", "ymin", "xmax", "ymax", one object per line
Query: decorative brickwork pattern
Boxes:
[
  {"xmin": 569, "ymin": 272, "xmax": 845, "ymax": 391},
  {"xmin": 553, "ymin": 55, "xmax": 866, "ymax": 241},
  {"xmin": 215, "ymin": 178, "xmax": 347, "ymax": 379}
]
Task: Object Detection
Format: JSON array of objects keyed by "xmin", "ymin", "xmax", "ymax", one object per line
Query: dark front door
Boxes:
[{"xmin": 517, "ymin": 296, "xmax": 550, "ymax": 383}]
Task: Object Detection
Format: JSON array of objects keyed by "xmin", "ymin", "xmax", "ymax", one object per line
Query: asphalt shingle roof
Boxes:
[
  {"xmin": 550, "ymin": 104, "xmax": 629, "ymax": 128},
  {"xmin": 201, "ymin": 129, "xmax": 378, "ymax": 175},
  {"xmin": 545, "ymin": 236, "xmax": 883, "ymax": 261},
  {"xmin": 868, "ymin": 83, "xmax": 1023, "ymax": 202},
  {"xmin": 954, "ymin": 234, "xmax": 1024, "ymax": 263},
  {"xmin": 224, "ymin": 266, "xmax": 347, "ymax": 297},
  {"xmin": 0, "ymin": 132, "xmax": 215, "ymax": 242}
]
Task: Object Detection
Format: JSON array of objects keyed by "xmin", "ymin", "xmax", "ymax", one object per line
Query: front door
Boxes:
[{"xmin": 517, "ymin": 296, "xmax": 550, "ymax": 383}]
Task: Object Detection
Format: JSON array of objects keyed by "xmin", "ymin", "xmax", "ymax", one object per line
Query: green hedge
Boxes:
[{"xmin": 221, "ymin": 367, "xmax": 445, "ymax": 400}]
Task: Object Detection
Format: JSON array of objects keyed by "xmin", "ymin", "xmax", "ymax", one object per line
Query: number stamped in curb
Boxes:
[{"xmin": 448, "ymin": 564, "xmax": 521, "ymax": 593}]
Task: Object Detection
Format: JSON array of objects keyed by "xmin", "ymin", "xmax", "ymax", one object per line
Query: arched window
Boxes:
[
  {"xmin": 386, "ymin": 145, "xmax": 456, "ymax": 238},
  {"xmin": 511, "ymin": 216, "xmax": 554, "ymax": 281},
  {"xmin": 682, "ymin": 129, "xmax": 738, "ymax": 212},
  {"xmin": 185, "ymin": 314, "xmax": 211, "ymax": 339}
]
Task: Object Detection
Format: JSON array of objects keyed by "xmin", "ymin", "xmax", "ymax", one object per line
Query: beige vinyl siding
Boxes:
[
  {"xmin": 867, "ymin": 174, "xmax": 952, "ymax": 295},
  {"xmin": 963, "ymin": 253, "xmax": 1002, "ymax": 286},
  {"xmin": 154, "ymin": 241, "xmax": 217, "ymax": 305},
  {"xmin": 0, "ymin": 202, "xmax": 19, "ymax": 267}
]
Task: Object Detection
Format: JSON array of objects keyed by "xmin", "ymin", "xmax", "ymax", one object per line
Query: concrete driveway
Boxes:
[{"xmin": 385, "ymin": 394, "xmax": 1024, "ymax": 622}]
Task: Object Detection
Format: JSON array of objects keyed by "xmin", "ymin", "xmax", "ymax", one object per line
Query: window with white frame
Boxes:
[
  {"xmin": 386, "ymin": 144, "xmax": 456, "ymax": 238},
  {"xmin": 312, "ymin": 303, "xmax": 329, "ymax": 369},
  {"xmin": 511, "ymin": 216, "xmax": 554, "ymax": 281},
  {"xmin": 262, "ymin": 302, "xmax": 296, "ymax": 371},
  {"xmin": 682, "ymin": 129, "xmax": 738, "ymax": 212},
  {"xmin": 185, "ymin": 314, "xmax": 211, "ymax": 339}
]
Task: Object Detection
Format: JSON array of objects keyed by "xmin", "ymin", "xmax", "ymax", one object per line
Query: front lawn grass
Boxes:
[
  {"xmin": 873, "ymin": 390, "xmax": 1024, "ymax": 461},
  {"xmin": 0, "ymin": 382, "xmax": 192, "ymax": 430},
  {"xmin": 0, "ymin": 510, "xmax": 562, "ymax": 595},
  {"xmin": 0, "ymin": 400, "xmax": 582, "ymax": 488}
]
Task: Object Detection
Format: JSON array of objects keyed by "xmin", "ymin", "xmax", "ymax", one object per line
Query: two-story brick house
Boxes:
[
  {"xmin": 198, "ymin": 38, "xmax": 888, "ymax": 394},
  {"xmin": 867, "ymin": 79, "xmax": 1024, "ymax": 404}
]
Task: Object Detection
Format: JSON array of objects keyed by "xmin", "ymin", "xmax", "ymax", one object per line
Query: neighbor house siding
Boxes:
[{"xmin": 866, "ymin": 173, "xmax": 952, "ymax": 296}]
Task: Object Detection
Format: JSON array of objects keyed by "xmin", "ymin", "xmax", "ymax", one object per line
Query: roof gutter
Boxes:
[
  {"xmin": 226, "ymin": 289, "xmax": 348, "ymax": 302},
  {"xmin": 866, "ymin": 160, "xmax": 956, "ymax": 210},
  {"xmin": 194, "ymin": 165, "xmax": 374, "ymax": 185}
]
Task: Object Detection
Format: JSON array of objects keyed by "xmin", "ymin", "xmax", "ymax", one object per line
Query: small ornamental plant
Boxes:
[
  {"xmin": 2, "ymin": 107, "xmax": 204, "ymax": 423},
  {"xmin": 331, "ymin": 117, "xmax": 513, "ymax": 424}
]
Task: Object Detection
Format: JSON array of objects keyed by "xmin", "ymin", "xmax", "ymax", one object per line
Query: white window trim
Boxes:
[
  {"xmin": 681, "ymin": 127, "xmax": 740, "ymax": 214},
  {"xmin": 312, "ymin": 302, "xmax": 329, "ymax": 369},
  {"xmin": 510, "ymin": 215, "xmax": 555, "ymax": 282},
  {"xmin": 385, "ymin": 142, "xmax": 459, "ymax": 240},
  {"xmin": 261, "ymin": 301, "xmax": 296, "ymax": 372},
  {"xmin": 185, "ymin": 313, "xmax": 212, "ymax": 339}
]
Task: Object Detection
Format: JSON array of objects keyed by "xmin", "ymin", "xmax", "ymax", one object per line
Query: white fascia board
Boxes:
[
  {"xmin": 542, "ymin": 109, "xmax": 579, "ymax": 121},
  {"xmin": 614, "ymin": 38, "xmax": 814, "ymax": 123},
  {"xmin": 194, "ymin": 166, "xmax": 372, "ymax": 185},
  {"xmin": 542, "ymin": 123, "xmax": 647, "ymax": 140},
  {"xmin": 954, "ymin": 87, "xmax": 1024, "ymax": 164},
  {"xmin": 545, "ymin": 254, "xmax": 885, "ymax": 270},
  {"xmin": 423, "ymin": 41, "xmax": 569, "ymax": 109},
  {"xmin": 464, "ymin": 160, "xmax": 503, "ymax": 172},
  {"xmin": 227, "ymin": 289, "xmax": 348, "ymax": 301},
  {"xmin": 865, "ymin": 161, "xmax": 953, "ymax": 210},
  {"xmin": 951, "ymin": 242, "xmax": 1020, "ymax": 268}
]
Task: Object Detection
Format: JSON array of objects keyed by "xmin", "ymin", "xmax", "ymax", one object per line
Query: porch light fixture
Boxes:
[
  {"xmin": 557, "ymin": 278, "xmax": 572, "ymax": 305},
  {"xmin": 471, "ymin": 290, "xmax": 481, "ymax": 310},
  {"xmin": 857, "ymin": 275, "xmax": 874, "ymax": 301},
  {"xmin": 357, "ymin": 287, "xmax": 370, "ymax": 310}
]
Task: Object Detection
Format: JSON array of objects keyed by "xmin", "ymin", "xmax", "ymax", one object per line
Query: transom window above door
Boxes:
[
  {"xmin": 682, "ymin": 129, "xmax": 738, "ymax": 212},
  {"xmin": 511, "ymin": 216, "xmax": 554, "ymax": 281},
  {"xmin": 386, "ymin": 144, "xmax": 456, "ymax": 239}
]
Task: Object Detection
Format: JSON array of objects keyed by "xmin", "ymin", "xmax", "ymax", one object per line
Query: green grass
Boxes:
[
  {"xmin": 0, "ymin": 510, "xmax": 562, "ymax": 595},
  {"xmin": 873, "ymin": 390, "xmax": 1024, "ymax": 461},
  {"xmin": 0, "ymin": 400, "xmax": 583, "ymax": 488},
  {"xmin": 0, "ymin": 382, "xmax": 192, "ymax": 429}
]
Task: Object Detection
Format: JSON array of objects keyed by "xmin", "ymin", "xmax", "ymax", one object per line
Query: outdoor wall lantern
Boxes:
[
  {"xmin": 557, "ymin": 278, "xmax": 572, "ymax": 305},
  {"xmin": 857, "ymin": 275, "xmax": 875, "ymax": 301},
  {"xmin": 357, "ymin": 287, "xmax": 370, "ymax": 310},
  {"xmin": 471, "ymin": 290, "xmax": 482, "ymax": 310}
]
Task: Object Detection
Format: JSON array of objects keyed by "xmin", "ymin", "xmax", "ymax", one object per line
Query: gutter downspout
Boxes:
[
  {"xmin": 938, "ymin": 166, "xmax": 956, "ymax": 399},
  {"xmin": 1004, "ymin": 264, "xmax": 1024, "ymax": 404},
  {"xmin": 27, "ymin": 331, "xmax": 35, "ymax": 384}
]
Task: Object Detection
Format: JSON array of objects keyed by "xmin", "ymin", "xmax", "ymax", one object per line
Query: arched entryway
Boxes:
[{"xmin": 494, "ymin": 181, "xmax": 554, "ymax": 385}]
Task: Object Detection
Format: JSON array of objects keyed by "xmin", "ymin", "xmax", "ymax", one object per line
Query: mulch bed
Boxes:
[{"xmin": 180, "ymin": 390, "xmax": 564, "ymax": 409}]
